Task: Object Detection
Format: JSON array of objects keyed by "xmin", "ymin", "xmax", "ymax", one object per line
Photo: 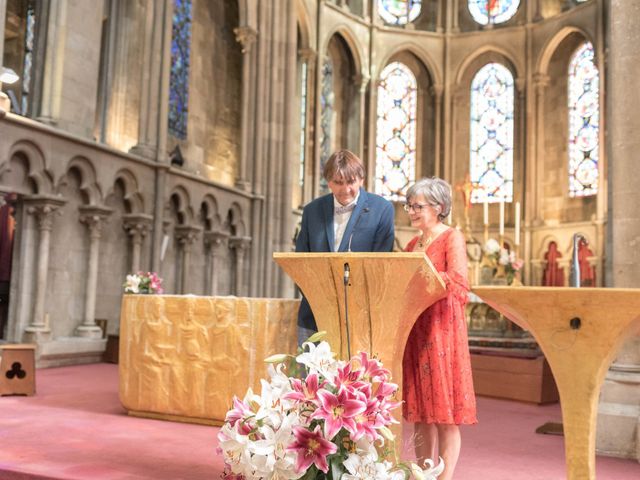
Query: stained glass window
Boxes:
[
  {"xmin": 168, "ymin": 0, "xmax": 193, "ymax": 140},
  {"xmin": 470, "ymin": 63, "xmax": 514, "ymax": 203},
  {"xmin": 319, "ymin": 57, "xmax": 334, "ymax": 194},
  {"xmin": 375, "ymin": 62, "xmax": 417, "ymax": 201},
  {"xmin": 468, "ymin": 0, "xmax": 520, "ymax": 25},
  {"xmin": 378, "ymin": 0, "xmax": 422, "ymax": 25},
  {"xmin": 568, "ymin": 42, "xmax": 599, "ymax": 197},
  {"xmin": 21, "ymin": 2, "xmax": 35, "ymax": 115},
  {"xmin": 298, "ymin": 61, "xmax": 308, "ymax": 187}
]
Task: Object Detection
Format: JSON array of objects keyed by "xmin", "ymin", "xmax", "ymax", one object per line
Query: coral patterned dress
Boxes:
[{"xmin": 402, "ymin": 228, "xmax": 477, "ymax": 425}]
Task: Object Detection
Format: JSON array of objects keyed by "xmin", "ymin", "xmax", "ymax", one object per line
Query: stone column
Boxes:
[
  {"xmin": 23, "ymin": 196, "xmax": 66, "ymax": 342},
  {"xmin": 129, "ymin": 0, "xmax": 172, "ymax": 159},
  {"xmin": 597, "ymin": 0, "xmax": 640, "ymax": 461},
  {"xmin": 451, "ymin": 0, "xmax": 460, "ymax": 32},
  {"xmin": 229, "ymin": 236, "xmax": 251, "ymax": 296},
  {"xmin": 38, "ymin": 0, "xmax": 69, "ymax": 124},
  {"xmin": 76, "ymin": 206, "xmax": 112, "ymax": 338},
  {"xmin": 203, "ymin": 231, "xmax": 229, "ymax": 296},
  {"xmin": 430, "ymin": 84, "xmax": 443, "ymax": 178},
  {"xmin": 233, "ymin": 26, "xmax": 257, "ymax": 191},
  {"xmin": 0, "ymin": 0, "xmax": 6, "ymax": 64},
  {"xmin": 174, "ymin": 225, "xmax": 201, "ymax": 294},
  {"xmin": 122, "ymin": 214, "xmax": 154, "ymax": 272}
]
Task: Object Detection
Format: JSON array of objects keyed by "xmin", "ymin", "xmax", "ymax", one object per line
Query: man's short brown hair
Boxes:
[{"xmin": 323, "ymin": 149, "xmax": 365, "ymax": 182}]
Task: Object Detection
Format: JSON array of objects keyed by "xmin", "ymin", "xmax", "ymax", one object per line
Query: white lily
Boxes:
[
  {"xmin": 296, "ymin": 340, "xmax": 339, "ymax": 381},
  {"xmin": 409, "ymin": 457, "xmax": 445, "ymax": 480}
]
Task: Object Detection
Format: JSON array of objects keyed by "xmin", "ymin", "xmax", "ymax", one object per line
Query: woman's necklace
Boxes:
[{"xmin": 416, "ymin": 234, "xmax": 433, "ymax": 249}]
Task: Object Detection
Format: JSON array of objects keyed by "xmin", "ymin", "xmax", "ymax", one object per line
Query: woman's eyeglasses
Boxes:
[{"xmin": 403, "ymin": 203, "xmax": 429, "ymax": 213}]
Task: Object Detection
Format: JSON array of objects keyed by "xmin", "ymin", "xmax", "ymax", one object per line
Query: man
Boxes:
[{"xmin": 295, "ymin": 150, "xmax": 395, "ymax": 343}]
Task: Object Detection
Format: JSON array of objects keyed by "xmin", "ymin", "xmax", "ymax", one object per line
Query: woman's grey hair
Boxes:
[{"xmin": 406, "ymin": 177, "xmax": 452, "ymax": 221}]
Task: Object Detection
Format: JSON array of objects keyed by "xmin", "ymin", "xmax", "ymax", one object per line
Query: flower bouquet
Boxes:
[
  {"xmin": 123, "ymin": 271, "xmax": 164, "ymax": 294},
  {"xmin": 217, "ymin": 332, "xmax": 443, "ymax": 479},
  {"xmin": 481, "ymin": 239, "xmax": 523, "ymax": 286}
]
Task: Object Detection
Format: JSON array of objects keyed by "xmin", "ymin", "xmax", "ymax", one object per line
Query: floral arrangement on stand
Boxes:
[
  {"xmin": 482, "ymin": 238, "xmax": 524, "ymax": 286},
  {"xmin": 217, "ymin": 332, "xmax": 443, "ymax": 480},
  {"xmin": 123, "ymin": 271, "xmax": 164, "ymax": 294}
]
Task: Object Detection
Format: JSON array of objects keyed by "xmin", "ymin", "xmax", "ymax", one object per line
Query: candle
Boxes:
[
  {"xmin": 514, "ymin": 201, "xmax": 521, "ymax": 246},
  {"xmin": 499, "ymin": 199, "xmax": 505, "ymax": 237},
  {"xmin": 483, "ymin": 200, "xmax": 489, "ymax": 226}
]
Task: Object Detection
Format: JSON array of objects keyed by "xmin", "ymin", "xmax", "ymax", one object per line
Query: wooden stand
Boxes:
[
  {"xmin": 472, "ymin": 286, "xmax": 640, "ymax": 480},
  {"xmin": 273, "ymin": 252, "xmax": 447, "ymax": 456},
  {"xmin": 0, "ymin": 344, "xmax": 36, "ymax": 396}
]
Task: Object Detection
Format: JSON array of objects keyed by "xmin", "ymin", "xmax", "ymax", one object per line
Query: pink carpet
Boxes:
[{"xmin": 0, "ymin": 363, "xmax": 638, "ymax": 479}]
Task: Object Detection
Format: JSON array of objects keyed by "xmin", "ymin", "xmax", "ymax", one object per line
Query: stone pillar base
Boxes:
[
  {"xmin": 23, "ymin": 327, "xmax": 52, "ymax": 343},
  {"xmin": 75, "ymin": 325, "xmax": 103, "ymax": 339},
  {"xmin": 596, "ymin": 370, "xmax": 640, "ymax": 461}
]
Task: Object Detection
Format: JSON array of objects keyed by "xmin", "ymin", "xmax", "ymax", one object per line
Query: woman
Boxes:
[{"xmin": 402, "ymin": 177, "xmax": 477, "ymax": 480}]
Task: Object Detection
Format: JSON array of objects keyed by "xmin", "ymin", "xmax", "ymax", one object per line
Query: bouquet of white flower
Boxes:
[{"xmin": 217, "ymin": 332, "xmax": 443, "ymax": 480}]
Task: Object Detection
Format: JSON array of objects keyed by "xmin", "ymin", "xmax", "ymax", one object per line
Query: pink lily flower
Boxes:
[
  {"xmin": 284, "ymin": 372, "xmax": 323, "ymax": 404},
  {"xmin": 224, "ymin": 396, "xmax": 253, "ymax": 427},
  {"xmin": 287, "ymin": 425, "xmax": 337, "ymax": 474},
  {"xmin": 334, "ymin": 362, "xmax": 367, "ymax": 392},
  {"xmin": 355, "ymin": 351, "xmax": 390, "ymax": 382},
  {"xmin": 312, "ymin": 388, "xmax": 366, "ymax": 440}
]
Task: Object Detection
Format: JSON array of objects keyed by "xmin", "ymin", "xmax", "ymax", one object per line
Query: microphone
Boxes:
[
  {"xmin": 343, "ymin": 262, "xmax": 350, "ymax": 286},
  {"xmin": 347, "ymin": 207, "xmax": 370, "ymax": 252}
]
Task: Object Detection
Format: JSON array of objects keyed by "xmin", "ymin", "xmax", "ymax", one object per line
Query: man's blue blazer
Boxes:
[{"xmin": 295, "ymin": 188, "xmax": 395, "ymax": 330}]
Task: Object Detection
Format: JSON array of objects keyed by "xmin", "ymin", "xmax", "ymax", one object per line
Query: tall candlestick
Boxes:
[
  {"xmin": 483, "ymin": 200, "xmax": 489, "ymax": 226},
  {"xmin": 515, "ymin": 201, "xmax": 521, "ymax": 246},
  {"xmin": 499, "ymin": 199, "xmax": 505, "ymax": 238}
]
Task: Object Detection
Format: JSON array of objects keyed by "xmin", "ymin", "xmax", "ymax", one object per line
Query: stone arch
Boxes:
[
  {"xmin": 57, "ymin": 156, "xmax": 102, "ymax": 205},
  {"xmin": 227, "ymin": 202, "xmax": 246, "ymax": 237},
  {"xmin": 167, "ymin": 185, "xmax": 193, "ymax": 225},
  {"xmin": 375, "ymin": 43, "xmax": 442, "ymax": 88},
  {"xmin": 322, "ymin": 27, "xmax": 365, "ymax": 80},
  {"xmin": 455, "ymin": 45, "xmax": 522, "ymax": 87},
  {"xmin": 295, "ymin": 0, "xmax": 314, "ymax": 50},
  {"xmin": 200, "ymin": 194, "xmax": 222, "ymax": 231},
  {"xmin": 108, "ymin": 169, "xmax": 144, "ymax": 214},
  {"xmin": 536, "ymin": 26, "xmax": 594, "ymax": 77},
  {"xmin": 1, "ymin": 140, "xmax": 54, "ymax": 194},
  {"xmin": 536, "ymin": 234, "xmax": 564, "ymax": 260}
]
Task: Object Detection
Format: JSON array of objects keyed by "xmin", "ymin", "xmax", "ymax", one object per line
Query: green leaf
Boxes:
[{"xmin": 330, "ymin": 458, "xmax": 345, "ymax": 480}]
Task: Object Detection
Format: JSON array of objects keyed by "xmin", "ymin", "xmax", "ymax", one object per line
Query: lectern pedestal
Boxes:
[
  {"xmin": 472, "ymin": 287, "xmax": 640, "ymax": 480},
  {"xmin": 274, "ymin": 252, "xmax": 446, "ymax": 454}
]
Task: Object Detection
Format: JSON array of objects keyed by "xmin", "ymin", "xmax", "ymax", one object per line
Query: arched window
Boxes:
[
  {"xmin": 468, "ymin": 0, "xmax": 520, "ymax": 26},
  {"xmin": 375, "ymin": 62, "xmax": 417, "ymax": 201},
  {"xmin": 470, "ymin": 63, "xmax": 514, "ymax": 203},
  {"xmin": 568, "ymin": 42, "xmax": 599, "ymax": 198},
  {"xmin": 378, "ymin": 0, "xmax": 422, "ymax": 25},
  {"xmin": 319, "ymin": 57, "xmax": 334, "ymax": 194},
  {"xmin": 168, "ymin": 0, "xmax": 193, "ymax": 140}
]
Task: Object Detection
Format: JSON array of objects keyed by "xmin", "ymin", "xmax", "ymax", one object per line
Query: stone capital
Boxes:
[
  {"xmin": 229, "ymin": 236, "xmax": 252, "ymax": 254},
  {"xmin": 515, "ymin": 77, "xmax": 526, "ymax": 96},
  {"xmin": 234, "ymin": 26, "xmax": 257, "ymax": 54},
  {"xmin": 298, "ymin": 47, "xmax": 317, "ymax": 64},
  {"xmin": 174, "ymin": 225, "xmax": 202, "ymax": 246},
  {"xmin": 204, "ymin": 230, "xmax": 230, "ymax": 252},
  {"xmin": 122, "ymin": 213, "xmax": 154, "ymax": 240},
  {"xmin": 79, "ymin": 206, "xmax": 113, "ymax": 239},
  {"xmin": 533, "ymin": 73, "xmax": 550, "ymax": 90},
  {"xmin": 430, "ymin": 84, "xmax": 444, "ymax": 100},
  {"xmin": 24, "ymin": 195, "xmax": 67, "ymax": 231}
]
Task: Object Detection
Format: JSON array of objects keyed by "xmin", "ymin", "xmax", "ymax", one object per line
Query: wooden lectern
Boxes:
[
  {"xmin": 473, "ymin": 287, "xmax": 640, "ymax": 480},
  {"xmin": 273, "ymin": 252, "xmax": 447, "ymax": 453}
]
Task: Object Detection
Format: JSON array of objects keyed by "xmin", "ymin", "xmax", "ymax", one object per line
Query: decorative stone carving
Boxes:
[
  {"xmin": 204, "ymin": 231, "xmax": 230, "ymax": 296},
  {"xmin": 233, "ymin": 26, "xmax": 257, "ymax": 54},
  {"xmin": 174, "ymin": 225, "xmax": 202, "ymax": 294}
]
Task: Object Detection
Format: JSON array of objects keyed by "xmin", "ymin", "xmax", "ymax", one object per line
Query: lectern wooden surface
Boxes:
[
  {"xmin": 274, "ymin": 252, "xmax": 447, "ymax": 455},
  {"xmin": 472, "ymin": 287, "xmax": 640, "ymax": 480}
]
